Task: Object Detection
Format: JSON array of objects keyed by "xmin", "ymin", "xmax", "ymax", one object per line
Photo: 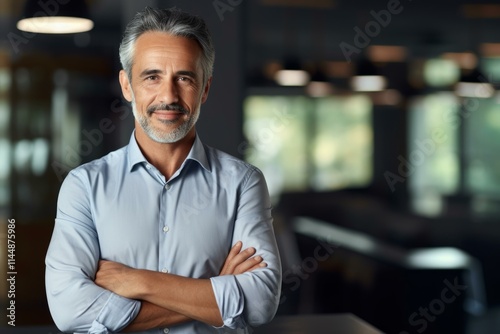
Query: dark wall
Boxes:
[{"xmin": 163, "ymin": 0, "xmax": 245, "ymax": 158}]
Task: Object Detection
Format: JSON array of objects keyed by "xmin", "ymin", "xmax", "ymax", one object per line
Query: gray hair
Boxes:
[{"xmin": 119, "ymin": 7, "xmax": 215, "ymax": 84}]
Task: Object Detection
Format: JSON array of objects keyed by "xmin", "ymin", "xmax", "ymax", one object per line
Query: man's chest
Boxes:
[{"xmin": 91, "ymin": 171, "xmax": 238, "ymax": 277}]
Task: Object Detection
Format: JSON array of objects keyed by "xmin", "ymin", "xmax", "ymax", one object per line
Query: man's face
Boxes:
[{"xmin": 119, "ymin": 31, "xmax": 211, "ymax": 143}]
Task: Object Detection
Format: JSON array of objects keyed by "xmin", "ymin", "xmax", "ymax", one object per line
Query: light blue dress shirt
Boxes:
[{"xmin": 45, "ymin": 132, "xmax": 282, "ymax": 333}]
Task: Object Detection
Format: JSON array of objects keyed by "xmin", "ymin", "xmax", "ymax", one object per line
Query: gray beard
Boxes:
[{"xmin": 132, "ymin": 100, "xmax": 199, "ymax": 143}]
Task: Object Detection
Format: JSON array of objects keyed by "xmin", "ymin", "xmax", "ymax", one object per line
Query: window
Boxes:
[
  {"xmin": 243, "ymin": 94, "xmax": 373, "ymax": 199},
  {"xmin": 465, "ymin": 98, "xmax": 500, "ymax": 196},
  {"xmin": 408, "ymin": 92, "xmax": 500, "ymax": 218},
  {"xmin": 408, "ymin": 93, "xmax": 460, "ymax": 195}
]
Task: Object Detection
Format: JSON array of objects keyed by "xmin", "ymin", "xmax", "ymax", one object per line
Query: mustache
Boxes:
[{"xmin": 147, "ymin": 103, "xmax": 188, "ymax": 115}]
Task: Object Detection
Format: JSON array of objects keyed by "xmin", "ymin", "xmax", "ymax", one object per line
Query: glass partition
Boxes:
[{"xmin": 243, "ymin": 94, "xmax": 373, "ymax": 199}]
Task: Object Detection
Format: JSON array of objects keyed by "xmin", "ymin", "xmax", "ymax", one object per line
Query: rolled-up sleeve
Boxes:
[
  {"xmin": 45, "ymin": 170, "xmax": 140, "ymax": 333},
  {"xmin": 210, "ymin": 167, "xmax": 282, "ymax": 329}
]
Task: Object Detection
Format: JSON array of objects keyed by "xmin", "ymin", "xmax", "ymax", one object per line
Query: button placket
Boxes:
[{"xmin": 160, "ymin": 180, "xmax": 173, "ymax": 295}]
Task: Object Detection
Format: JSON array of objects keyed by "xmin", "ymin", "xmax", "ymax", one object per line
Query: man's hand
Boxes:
[
  {"xmin": 95, "ymin": 260, "xmax": 140, "ymax": 299},
  {"xmin": 219, "ymin": 241, "xmax": 267, "ymax": 275}
]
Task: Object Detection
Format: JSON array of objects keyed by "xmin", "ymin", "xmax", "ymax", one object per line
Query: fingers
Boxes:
[
  {"xmin": 231, "ymin": 246, "xmax": 256, "ymax": 268},
  {"xmin": 220, "ymin": 244, "xmax": 255, "ymax": 275},
  {"xmin": 232, "ymin": 255, "xmax": 266, "ymax": 275},
  {"xmin": 219, "ymin": 242, "xmax": 242, "ymax": 275},
  {"xmin": 219, "ymin": 241, "xmax": 267, "ymax": 276},
  {"xmin": 246, "ymin": 261, "xmax": 268, "ymax": 273},
  {"xmin": 226, "ymin": 241, "xmax": 243, "ymax": 262}
]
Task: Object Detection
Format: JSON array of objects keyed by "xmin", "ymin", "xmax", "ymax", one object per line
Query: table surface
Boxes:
[
  {"xmin": 254, "ymin": 313, "xmax": 384, "ymax": 334},
  {"xmin": 2, "ymin": 313, "xmax": 384, "ymax": 334}
]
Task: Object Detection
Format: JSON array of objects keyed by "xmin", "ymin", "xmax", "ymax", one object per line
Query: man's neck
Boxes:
[{"xmin": 134, "ymin": 126, "xmax": 196, "ymax": 181}]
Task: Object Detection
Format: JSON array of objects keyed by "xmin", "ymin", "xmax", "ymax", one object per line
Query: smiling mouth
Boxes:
[{"xmin": 151, "ymin": 111, "xmax": 185, "ymax": 121}]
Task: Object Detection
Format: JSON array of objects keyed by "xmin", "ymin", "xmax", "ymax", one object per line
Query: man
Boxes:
[{"xmin": 45, "ymin": 7, "xmax": 281, "ymax": 333}]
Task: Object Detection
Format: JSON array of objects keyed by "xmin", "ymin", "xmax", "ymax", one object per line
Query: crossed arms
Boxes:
[{"xmin": 95, "ymin": 241, "xmax": 266, "ymax": 331}]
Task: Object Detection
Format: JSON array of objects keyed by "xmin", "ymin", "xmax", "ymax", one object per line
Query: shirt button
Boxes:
[
  {"xmin": 146, "ymin": 164, "xmax": 151, "ymax": 170},
  {"xmin": 163, "ymin": 226, "xmax": 170, "ymax": 232},
  {"xmin": 161, "ymin": 268, "xmax": 169, "ymax": 273},
  {"xmin": 163, "ymin": 328, "xmax": 170, "ymax": 334},
  {"xmin": 165, "ymin": 184, "xmax": 171, "ymax": 190}
]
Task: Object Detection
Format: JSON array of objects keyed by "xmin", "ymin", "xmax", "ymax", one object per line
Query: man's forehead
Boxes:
[
  {"xmin": 135, "ymin": 31, "xmax": 201, "ymax": 55},
  {"xmin": 131, "ymin": 31, "xmax": 202, "ymax": 70}
]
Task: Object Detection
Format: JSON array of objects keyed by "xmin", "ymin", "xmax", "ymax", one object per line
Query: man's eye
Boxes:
[
  {"xmin": 146, "ymin": 76, "xmax": 158, "ymax": 81},
  {"xmin": 178, "ymin": 77, "xmax": 191, "ymax": 82}
]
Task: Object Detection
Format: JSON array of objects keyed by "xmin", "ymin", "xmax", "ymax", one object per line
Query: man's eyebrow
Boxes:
[
  {"xmin": 176, "ymin": 70, "xmax": 197, "ymax": 78},
  {"xmin": 139, "ymin": 69, "xmax": 162, "ymax": 78}
]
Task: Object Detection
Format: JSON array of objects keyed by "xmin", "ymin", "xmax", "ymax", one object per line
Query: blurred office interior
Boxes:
[{"xmin": 1, "ymin": 0, "xmax": 500, "ymax": 332}]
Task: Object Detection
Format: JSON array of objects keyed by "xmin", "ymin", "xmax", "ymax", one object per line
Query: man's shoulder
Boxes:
[
  {"xmin": 203, "ymin": 144, "xmax": 262, "ymax": 176},
  {"xmin": 69, "ymin": 145, "xmax": 128, "ymax": 178}
]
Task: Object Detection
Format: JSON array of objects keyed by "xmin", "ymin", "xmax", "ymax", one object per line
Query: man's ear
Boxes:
[
  {"xmin": 119, "ymin": 70, "xmax": 133, "ymax": 102},
  {"xmin": 201, "ymin": 76, "xmax": 212, "ymax": 104}
]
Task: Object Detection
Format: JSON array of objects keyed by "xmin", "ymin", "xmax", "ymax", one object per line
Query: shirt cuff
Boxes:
[
  {"xmin": 88, "ymin": 321, "xmax": 108, "ymax": 334},
  {"xmin": 210, "ymin": 275, "xmax": 246, "ymax": 329},
  {"xmin": 90, "ymin": 293, "xmax": 141, "ymax": 333}
]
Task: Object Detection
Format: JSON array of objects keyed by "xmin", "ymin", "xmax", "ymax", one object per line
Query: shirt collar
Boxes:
[
  {"xmin": 185, "ymin": 133, "xmax": 211, "ymax": 172},
  {"xmin": 127, "ymin": 131, "xmax": 147, "ymax": 171},
  {"xmin": 127, "ymin": 131, "xmax": 211, "ymax": 173}
]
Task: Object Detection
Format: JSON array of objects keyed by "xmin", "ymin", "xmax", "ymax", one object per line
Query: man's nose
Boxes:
[{"xmin": 158, "ymin": 80, "xmax": 179, "ymax": 105}]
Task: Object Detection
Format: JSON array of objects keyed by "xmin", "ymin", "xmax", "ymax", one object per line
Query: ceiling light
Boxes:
[
  {"xmin": 367, "ymin": 45, "xmax": 407, "ymax": 63},
  {"xmin": 455, "ymin": 82, "xmax": 494, "ymax": 98},
  {"xmin": 306, "ymin": 67, "xmax": 334, "ymax": 97},
  {"xmin": 273, "ymin": 59, "xmax": 310, "ymax": 86},
  {"xmin": 351, "ymin": 76, "xmax": 387, "ymax": 92},
  {"xmin": 17, "ymin": 0, "xmax": 94, "ymax": 34},
  {"xmin": 455, "ymin": 68, "xmax": 494, "ymax": 98},
  {"xmin": 351, "ymin": 57, "xmax": 387, "ymax": 92},
  {"xmin": 274, "ymin": 70, "xmax": 310, "ymax": 86}
]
